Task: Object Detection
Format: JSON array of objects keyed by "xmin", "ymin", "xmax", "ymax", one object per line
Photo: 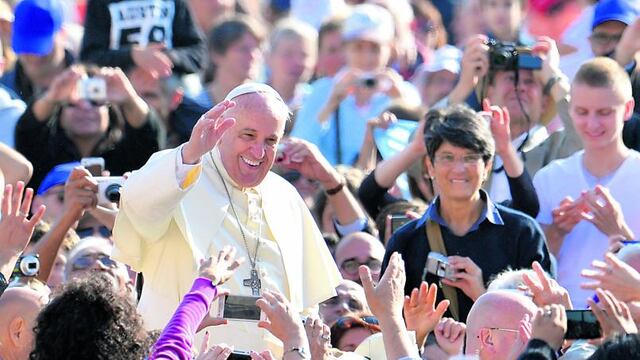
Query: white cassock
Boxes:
[{"xmin": 112, "ymin": 145, "xmax": 341, "ymax": 353}]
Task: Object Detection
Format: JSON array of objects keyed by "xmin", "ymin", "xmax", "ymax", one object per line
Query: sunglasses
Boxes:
[
  {"xmin": 76, "ymin": 226, "xmax": 112, "ymax": 239},
  {"xmin": 71, "ymin": 254, "xmax": 118, "ymax": 271},
  {"xmin": 334, "ymin": 315, "xmax": 380, "ymax": 330},
  {"xmin": 65, "ymin": 99, "xmax": 108, "ymax": 108},
  {"xmin": 340, "ymin": 258, "xmax": 382, "ymax": 276}
]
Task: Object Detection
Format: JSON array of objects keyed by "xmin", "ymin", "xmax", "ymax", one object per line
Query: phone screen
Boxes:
[
  {"xmin": 223, "ymin": 296, "xmax": 261, "ymax": 321},
  {"xmin": 390, "ymin": 214, "xmax": 411, "ymax": 234},
  {"xmin": 565, "ymin": 310, "xmax": 602, "ymax": 339}
]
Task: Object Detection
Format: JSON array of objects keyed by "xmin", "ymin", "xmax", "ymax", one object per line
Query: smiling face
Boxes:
[
  {"xmin": 218, "ymin": 93, "xmax": 287, "ymax": 188},
  {"xmin": 426, "ymin": 142, "xmax": 491, "ymax": 202},
  {"xmin": 570, "ymin": 83, "xmax": 633, "ymax": 151},
  {"xmin": 60, "ymin": 100, "xmax": 110, "ymax": 140}
]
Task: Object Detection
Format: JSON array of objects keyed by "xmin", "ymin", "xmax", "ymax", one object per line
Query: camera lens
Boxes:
[
  {"xmin": 363, "ymin": 78, "xmax": 377, "ymax": 88},
  {"xmin": 105, "ymin": 183, "xmax": 122, "ymax": 202}
]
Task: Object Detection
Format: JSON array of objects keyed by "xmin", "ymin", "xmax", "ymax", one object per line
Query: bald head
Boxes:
[
  {"xmin": 465, "ymin": 290, "xmax": 536, "ymax": 359},
  {"xmin": 0, "ymin": 286, "xmax": 49, "ymax": 359},
  {"xmin": 335, "ymin": 232, "xmax": 385, "ymax": 284}
]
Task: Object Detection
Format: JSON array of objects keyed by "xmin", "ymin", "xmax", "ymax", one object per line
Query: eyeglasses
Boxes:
[
  {"xmin": 589, "ymin": 32, "xmax": 622, "ymax": 46},
  {"xmin": 434, "ymin": 153, "xmax": 484, "ymax": 167},
  {"xmin": 340, "ymin": 258, "xmax": 382, "ymax": 276},
  {"xmin": 480, "ymin": 327, "xmax": 520, "ymax": 337},
  {"xmin": 71, "ymin": 254, "xmax": 118, "ymax": 271},
  {"xmin": 334, "ymin": 315, "xmax": 380, "ymax": 330},
  {"xmin": 76, "ymin": 225, "xmax": 112, "ymax": 239}
]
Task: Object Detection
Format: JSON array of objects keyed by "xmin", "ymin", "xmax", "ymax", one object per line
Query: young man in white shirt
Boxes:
[{"xmin": 534, "ymin": 57, "xmax": 640, "ymax": 308}]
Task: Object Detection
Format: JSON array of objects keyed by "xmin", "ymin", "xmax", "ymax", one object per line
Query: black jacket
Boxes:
[
  {"xmin": 15, "ymin": 102, "xmax": 162, "ymax": 191},
  {"xmin": 79, "ymin": 0, "xmax": 206, "ymax": 75}
]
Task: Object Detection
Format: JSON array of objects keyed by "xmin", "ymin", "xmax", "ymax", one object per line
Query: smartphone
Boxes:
[
  {"xmin": 390, "ymin": 213, "xmax": 411, "ymax": 234},
  {"xmin": 81, "ymin": 157, "xmax": 105, "ymax": 176},
  {"xmin": 565, "ymin": 310, "xmax": 602, "ymax": 339},
  {"xmin": 228, "ymin": 351, "xmax": 252, "ymax": 360},
  {"xmin": 213, "ymin": 295, "xmax": 263, "ymax": 321}
]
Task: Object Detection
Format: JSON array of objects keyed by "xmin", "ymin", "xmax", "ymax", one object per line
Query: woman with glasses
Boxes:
[{"xmin": 382, "ymin": 105, "xmax": 552, "ymax": 323}]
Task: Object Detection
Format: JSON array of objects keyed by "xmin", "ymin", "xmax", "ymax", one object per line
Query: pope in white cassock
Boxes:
[{"xmin": 111, "ymin": 83, "xmax": 342, "ymax": 353}]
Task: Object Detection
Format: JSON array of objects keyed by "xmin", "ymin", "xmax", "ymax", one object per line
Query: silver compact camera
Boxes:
[
  {"xmin": 95, "ymin": 176, "xmax": 124, "ymax": 205},
  {"xmin": 425, "ymin": 252, "xmax": 456, "ymax": 281},
  {"xmin": 77, "ymin": 77, "xmax": 107, "ymax": 103},
  {"xmin": 13, "ymin": 254, "xmax": 40, "ymax": 277}
]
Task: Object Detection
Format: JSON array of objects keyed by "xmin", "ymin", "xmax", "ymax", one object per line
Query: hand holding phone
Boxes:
[{"xmin": 564, "ymin": 309, "xmax": 601, "ymax": 339}]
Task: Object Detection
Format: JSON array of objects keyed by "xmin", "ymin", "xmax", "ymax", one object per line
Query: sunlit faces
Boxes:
[
  {"xmin": 59, "ymin": 100, "xmax": 110, "ymax": 139},
  {"xmin": 481, "ymin": 0, "xmax": 523, "ymax": 40},
  {"xmin": 345, "ymin": 39, "xmax": 390, "ymax": 73},
  {"xmin": 425, "ymin": 142, "xmax": 491, "ymax": 202},
  {"xmin": 212, "ymin": 32, "xmax": 263, "ymax": 81},
  {"xmin": 268, "ymin": 36, "xmax": 315, "ymax": 86},
  {"xmin": 589, "ymin": 21, "xmax": 627, "ymax": 58},
  {"xmin": 486, "ymin": 69, "xmax": 545, "ymax": 131},
  {"xmin": 569, "ymin": 83, "xmax": 634, "ymax": 151},
  {"xmin": 218, "ymin": 94, "xmax": 287, "ymax": 188}
]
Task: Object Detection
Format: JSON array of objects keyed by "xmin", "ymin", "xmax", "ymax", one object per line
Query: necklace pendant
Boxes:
[{"xmin": 243, "ymin": 269, "xmax": 261, "ymax": 296}]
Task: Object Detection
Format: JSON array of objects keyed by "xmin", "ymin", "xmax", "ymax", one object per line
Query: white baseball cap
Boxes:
[{"xmin": 342, "ymin": 4, "xmax": 394, "ymax": 44}]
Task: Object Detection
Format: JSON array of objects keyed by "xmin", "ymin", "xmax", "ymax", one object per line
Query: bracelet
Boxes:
[
  {"xmin": 543, "ymin": 75, "xmax": 563, "ymax": 96},
  {"xmin": 284, "ymin": 347, "xmax": 309, "ymax": 359},
  {"xmin": 324, "ymin": 178, "xmax": 345, "ymax": 196}
]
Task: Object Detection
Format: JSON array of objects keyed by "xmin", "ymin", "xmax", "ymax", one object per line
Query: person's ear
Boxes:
[
  {"xmin": 483, "ymin": 158, "xmax": 493, "ymax": 181},
  {"xmin": 479, "ymin": 327, "xmax": 494, "ymax": 348},
  {"xmin": 8, "ymin": 316, "xmax": 27, "ymax": 347},
  {"xmin": 623, "ymin": 98, "xmax": 635, "ymax": 122},
  {"xmin": 424, "ymin": 156, "xmax": 435, "ymax": 180}
]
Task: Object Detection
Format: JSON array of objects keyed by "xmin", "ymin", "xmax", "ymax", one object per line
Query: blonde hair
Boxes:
[{"xmin": 572, "ymin": 57, "xmax": 633, "ymax": 101}]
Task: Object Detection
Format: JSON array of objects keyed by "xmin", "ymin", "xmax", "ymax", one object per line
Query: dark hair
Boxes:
[
  {"xmin": 205, "ymin": 15, "xmax": 265, "ymax": 82},
  {"xmin": 208, "ymin": 15, "xmax": 264, "ymax": 55},
  {"xmin": 423, "ymin": 105, "xmax": 495, "ymax": 163},
  {"xmin": 330, "ymin": 312, "xmax": 381, "ymax": 349},
  {"xmin": 318, "ymin": 18, "xmax": 344, "ymax": 51},
  {"xmin": 588, "ymin": 334, "xmax": 640, "ymax": 360},
  {"xmin": 29, "ymin": 274, "xmax": 152, "ymax": 360}
]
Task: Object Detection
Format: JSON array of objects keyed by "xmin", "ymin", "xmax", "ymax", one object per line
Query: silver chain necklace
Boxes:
[{"xmin": 210, "ymin": 151, "xmax": 262, "ymax": 295}]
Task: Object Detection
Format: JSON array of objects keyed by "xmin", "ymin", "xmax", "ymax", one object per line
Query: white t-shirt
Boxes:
[{"xmin": 534, "ymin": 150, "xmax": 640, "ymax": 308}]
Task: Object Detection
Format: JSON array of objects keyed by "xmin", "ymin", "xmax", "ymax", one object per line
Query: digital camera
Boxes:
[
  {"xmin": 13, "ymin": 254, "xmax": 40, "ymax": 277},
  {"xmin": 487, "ymin": 39, "xmax": 542, "ymax": 71},
  {"xmin": 425, "ymin": 252, "xmax": 456, "ymax": 281},
  {"xmin": 95, "ymin": 176, "xmax": 124, "ymax": 204},
  {"xmin": 77, "ymin": 77, "xmax": 107, "ymax": 103}
]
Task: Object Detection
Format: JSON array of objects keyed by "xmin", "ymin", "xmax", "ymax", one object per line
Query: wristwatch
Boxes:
[{"xmin": 284, "ymin": 346, "xmax": 310, "ymax": 359}]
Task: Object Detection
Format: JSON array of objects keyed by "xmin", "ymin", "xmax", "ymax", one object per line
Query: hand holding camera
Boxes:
[
  {"xmin": 587, "ymin": 288, "xmax": 637, "ymax": 342},
  {"xmin": 63, "ymin": 167, "xmax": 99, "ymax": 219},
  {"xmin": 433, "ymin": 255, "xmax": 486, "ymax": 301}
]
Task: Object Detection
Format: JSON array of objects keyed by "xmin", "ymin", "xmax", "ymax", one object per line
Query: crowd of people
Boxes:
[{"xmin": 1, "ymin": 0, "xmax": 640, "ymax": 359}]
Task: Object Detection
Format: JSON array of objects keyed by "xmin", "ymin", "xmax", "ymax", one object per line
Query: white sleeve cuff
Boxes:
[
  {"xmin": 175, "ymin": 145, "xmax": 201, "ymax": 189},
  {"xmin": 334, "ymin": 217, "xmax": 368, "ymax": 237}
]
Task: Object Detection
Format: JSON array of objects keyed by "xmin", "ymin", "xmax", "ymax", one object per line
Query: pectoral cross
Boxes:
[{"xmin": 243, "ymin": 269, "xmax": 261, "ymax": 296}]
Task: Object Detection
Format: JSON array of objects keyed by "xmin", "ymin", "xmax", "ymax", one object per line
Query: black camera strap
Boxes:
[{"xmin": 334, "ymin": 106, "xmax": 342, "ymax": 164}]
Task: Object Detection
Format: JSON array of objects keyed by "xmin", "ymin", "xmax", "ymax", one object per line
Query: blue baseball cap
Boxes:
[
  {"xmin": 12, "ymin": 0, "xmax": 64, "ymax": 56},
  {"xmin": 592, "ymin": 0, "xmax": 640, "ymax": 30},
  {"xmin": 37, "ymin": 162, "xmax": 80, "ymax": 196}
]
